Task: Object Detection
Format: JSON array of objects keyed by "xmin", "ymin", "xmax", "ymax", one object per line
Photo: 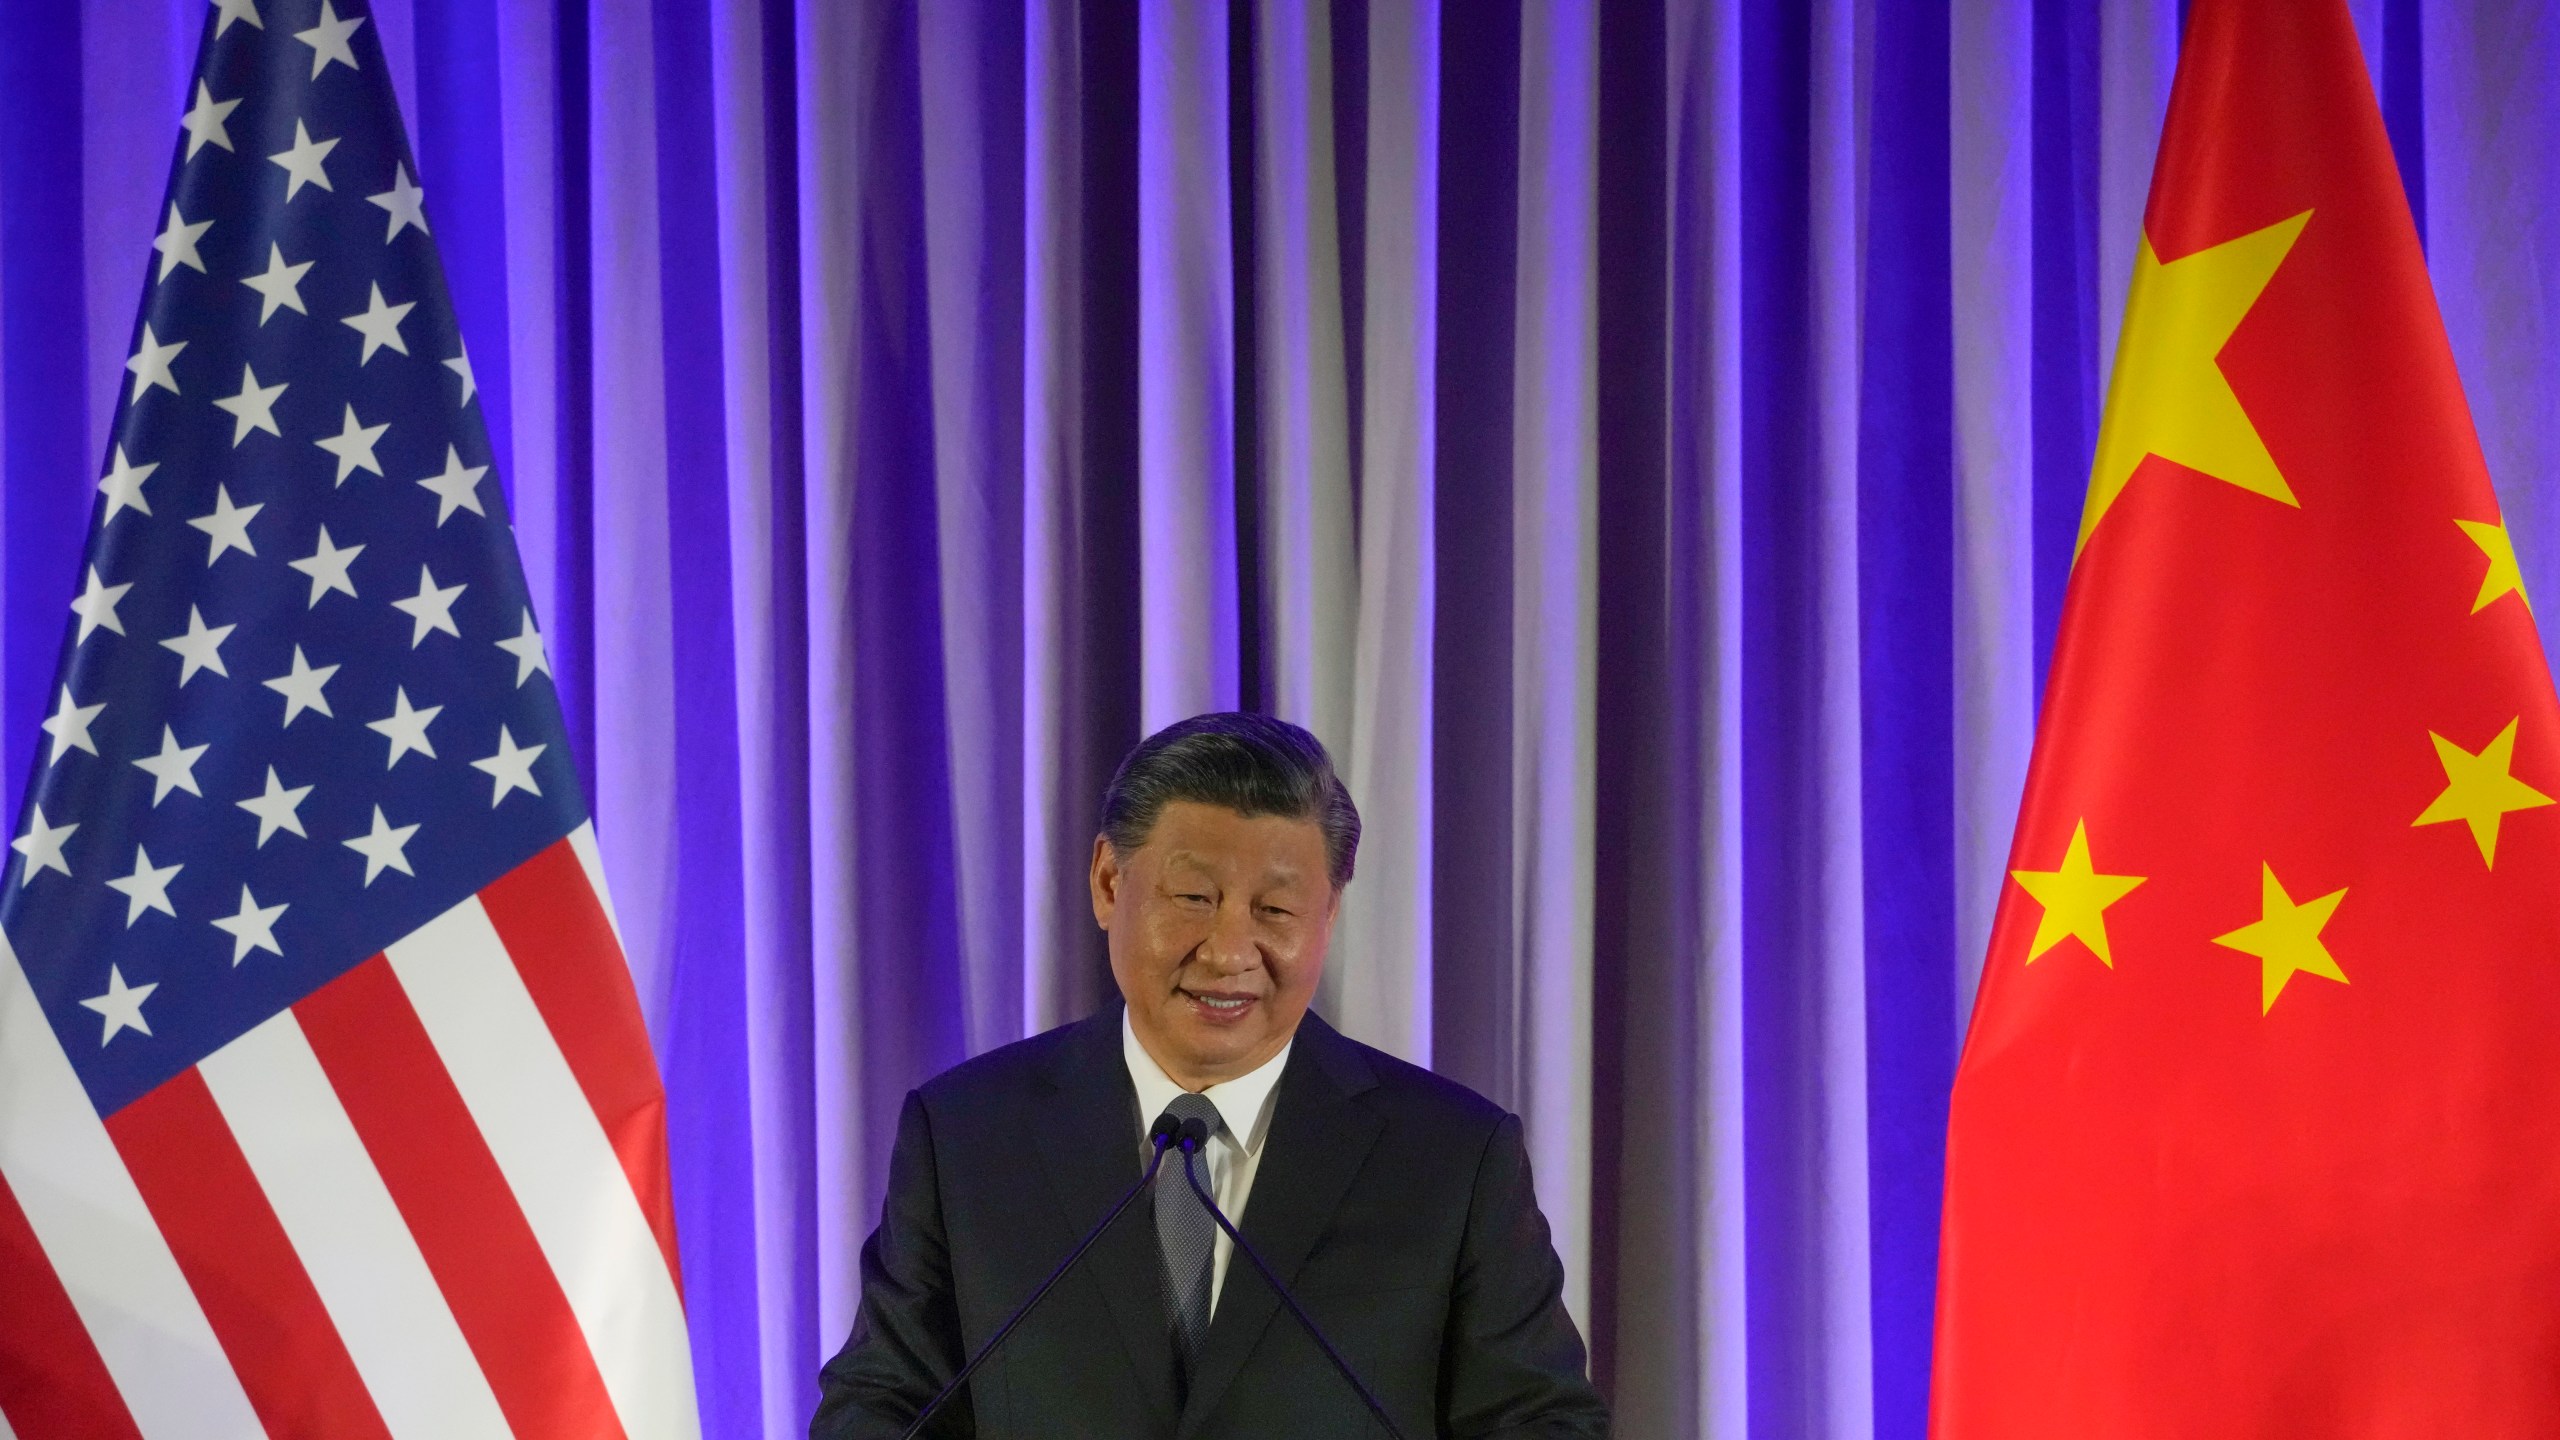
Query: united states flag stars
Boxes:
[{"xmin": 10, "ymin": 0, "xmax": 578, "ymax": 1121}]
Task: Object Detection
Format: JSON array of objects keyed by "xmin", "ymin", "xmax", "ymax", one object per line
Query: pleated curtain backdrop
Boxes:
[{"xmin": 6, "ymin": 1, "xmax": 2559, "ymax": 1437}]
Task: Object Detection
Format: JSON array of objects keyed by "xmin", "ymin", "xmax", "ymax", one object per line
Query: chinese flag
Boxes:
[{"xmin": 1934, "ymin": 1, "xmax": 2560, "ymax": 1435}]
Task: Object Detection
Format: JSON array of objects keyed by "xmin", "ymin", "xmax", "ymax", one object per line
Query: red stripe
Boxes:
[
  {"xmin": 0, "ymin": 1164, "xmax": 140, "ymax": 1440},
  {"xmin": 481, "ymin": 838, "xmax": 684, "ymax": 1292},
  {"xmin": 106, "ymin": 1071, "xmax": 390, "ymax": 1440},
  {"xmin": 299, "ymin": 955, "xmax": 627, "ymax": 1440}
]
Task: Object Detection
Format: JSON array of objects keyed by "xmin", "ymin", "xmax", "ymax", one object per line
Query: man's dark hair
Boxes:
[{"xmin": 1099, "ymin": 712, "xmax": 1361, "ymax": 888}]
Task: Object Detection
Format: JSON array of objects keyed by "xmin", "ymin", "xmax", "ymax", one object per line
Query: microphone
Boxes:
[
  {"xmin": 900, "ymin": 1113, "xmax": 1184, "ymax": 1440},
  {"xmin": 1174, "ymin": 1124, "xmax": 1410, "ymax": 1440}
]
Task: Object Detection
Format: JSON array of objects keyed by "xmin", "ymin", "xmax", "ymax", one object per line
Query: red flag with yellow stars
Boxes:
[{"xmin": 1933, "ymin": 1, "xmax": 2560, "ymax": 1433}]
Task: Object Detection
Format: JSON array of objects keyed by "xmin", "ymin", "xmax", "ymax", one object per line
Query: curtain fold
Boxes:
[{"xmin": 4, "ymin": 2, "xmax": 2553, "ymax": 1436}]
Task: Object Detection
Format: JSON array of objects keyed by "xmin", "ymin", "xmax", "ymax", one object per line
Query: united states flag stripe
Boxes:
[
  {"xmin": 0, "ymin": 1165, "xmax": 138, "ymax": 1440},
  {"xmin": 483, "ymin": 835, "xmax": 686, "ymax": 1289},
  {"xmin": 388, "ymin": 889, "xmax": 695, "ymax": 1439},
  {"xmin": 301, "ymin": 955, "xmax": 626, "ymax": 1440},
  {"xmin": 2, "ymin": 837, "xmax": 697, "ymax": 1438},
  {"xmin": 199, "ymin": 1012, "xmax": 516, "ymax": 1439},
  {"xmin": 0, "ymin": 934, "xmax": 260, "ymax": 1440},
  {"xmin": 107, "ymin": 1070, "xmax": 393, "ymax": 1440}
]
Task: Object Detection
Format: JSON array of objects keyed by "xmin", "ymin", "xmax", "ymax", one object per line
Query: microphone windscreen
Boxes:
[
  {"xmin": 1177, "ymin": 1117, "xmax": 1212, "ymax": 1152},
  {"xmin": 1148, "ymin": 1111, "xmax": 1181, "ymax": 1149}
]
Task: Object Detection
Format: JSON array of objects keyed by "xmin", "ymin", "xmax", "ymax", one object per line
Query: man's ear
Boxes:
[{"xmin": 1089, "ymin": 834, "xmax": 1120, "ymax": 930}]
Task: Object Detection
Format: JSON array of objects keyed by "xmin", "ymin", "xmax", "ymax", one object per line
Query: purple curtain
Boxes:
[{"xmin": 5, "ymin": 1, "xmax": 2552, "ymax": 1437}]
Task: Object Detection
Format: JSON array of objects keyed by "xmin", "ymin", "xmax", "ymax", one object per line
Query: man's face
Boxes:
[{"xmin": 1090, "ymin": 800, "xmax": 1338, "ymax": 1090}]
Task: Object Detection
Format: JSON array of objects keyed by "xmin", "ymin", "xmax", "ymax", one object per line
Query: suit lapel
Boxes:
[
  {"xmin": 1027, "ymin": 1006, "xmax": 1181, "ymax": 1430},
  {"xmin": 1175, "ymin": 1013, "xmax": 1385, "ymax": 1436}
]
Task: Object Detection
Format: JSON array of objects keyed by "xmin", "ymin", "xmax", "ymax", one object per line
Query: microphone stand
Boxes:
[
  {"xmin": 900, "ymin": 1118, "xmax": 1180, "ymax": 1440},
  {"xmin": 1178, "ymin": 1135, "xmax": 1410, "ymax": 1440}
]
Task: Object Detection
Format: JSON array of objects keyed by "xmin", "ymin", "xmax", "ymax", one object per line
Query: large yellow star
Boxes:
[
  {"xmin": 2456, "ymin": 517, "xmax": 2531, "ymax": 615},
  {"xmin": 2080, "ymin": 211, "xmax": 2314, "ymax": 558},
  {"xmin": 2010, "ymin": 819, "xmax": 2146, "ymax": 967},
  {"xmin": 2414, "ymin": 717, "xmax": 2553, "ymax": 867},
  {"xmin": 2212, "ymin": 863, "xmax": 2348, "ymax": 1014}
]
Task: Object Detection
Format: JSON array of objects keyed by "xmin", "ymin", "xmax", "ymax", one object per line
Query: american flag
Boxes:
[{"xmin": 0, "ymin": 2, "xmax": 698, "ymax": 1437}]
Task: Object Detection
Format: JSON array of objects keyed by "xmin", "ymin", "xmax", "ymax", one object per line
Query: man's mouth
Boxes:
[{"xmin": 1180, "ymin": 989, "xmax": 1259, "ymax": 1023}]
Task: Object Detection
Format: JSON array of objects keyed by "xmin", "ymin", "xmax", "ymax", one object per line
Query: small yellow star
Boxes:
[
  {"xmin": 2456, "ymin": 518, "xmax": 2531, "ymax": 615},
  {"xmin": 2080, "ymin": 211, "xmax": 2313, "ymax": 559},
  {"xmin": 2212, "ymin": 864, "xmax": 2348, "ymax": 1014},
  {"xmin": 2009, "ymin": 820, "xmax": 2147, "ymax": 967},
  {"xmin": 2413, "ymin": 718, "xmax": 2554, "ymax": 867}
]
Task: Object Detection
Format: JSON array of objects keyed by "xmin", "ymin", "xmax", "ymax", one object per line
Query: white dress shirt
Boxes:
[{"xmin": 1123, "ymin": 1010, "xmax": 1291, "ymax": 1318}]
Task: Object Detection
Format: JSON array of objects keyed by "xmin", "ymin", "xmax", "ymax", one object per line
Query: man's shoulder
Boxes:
[
  {"xmin": 1298, "ymin": 1012, "xmax": 1514, "ymax": 1138},
  {"xmin": 912, "ymin": 1009, "xmax": 1113, "ymax": 1112}
]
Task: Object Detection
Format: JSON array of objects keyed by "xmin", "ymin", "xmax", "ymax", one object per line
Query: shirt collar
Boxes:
[{"xmin": 1122, "ymin": 1008, "xmax": 1292, "ymax": 1156}]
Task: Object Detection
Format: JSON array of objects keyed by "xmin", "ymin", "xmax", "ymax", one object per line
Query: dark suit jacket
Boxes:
[{"xmin": 811, "ymin": 1005, "xmax": 1610, "ymax": 1439}]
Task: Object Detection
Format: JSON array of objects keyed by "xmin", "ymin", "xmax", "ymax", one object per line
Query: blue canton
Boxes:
[{"xmin": 10, "ymin": 0, "xmax": 586, "ymax": 1117}]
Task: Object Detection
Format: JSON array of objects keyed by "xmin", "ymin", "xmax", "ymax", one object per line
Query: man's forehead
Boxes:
[{"xmin": 1155, "ymin": 845, "xmax": 1311, "ymax": 881}]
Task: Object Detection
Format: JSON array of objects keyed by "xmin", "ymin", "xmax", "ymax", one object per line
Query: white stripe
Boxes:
[
  {"xmin": 2343, "ymin": 0, "xmax": 2386, "ymax": 96},
  {"xmin": 1137, "ymin": 0, "xmax": 1242, "ymax": 724},
  {"xmin": 792, "ymin": 0, "xmax": 878, "ymax": 1357},
  {"xmin": 1665, "ymin": 3, "xmax": 1750, "ymax": 1434},
  {"xmin": 1339, "ymin": 0, "xmax": 1440, "ymax": 1064},
  {"xmin": 0, "ymin": 1389, "xmax": 17, "ymax": 1439},
  {"xmin": 1019, "ymin": 0, "xmax": 1090, "ymax": 1045},
  {"xmin": 497, "ymin": 0, "xmax": 565, "ymax": 623},
  {"xmin": 1252, "ymin": 0, "xmax": 1357, "ymax": 757},
  {"xmin": 78, "ymin": 0, "xmax": 196, "ymax": 471},
  {"xmin": 2096, "ymin": 0, "xmax": 2178, "ymax": 381},
  {"xmin": 198, "ymin": 1010, "xmax": 512, "ymax": 1440},
  {"xmin": 1509, "ymin": 0, "xmax": 1601, "ymax": 1334},
  {"xmin": 708, "ymin": 8, "xmax": 836, "ymax": 1435},
  {"xmin": 387, "ymin": 897, "xmax": 698, "ymax": 1440},
  {"xmin": 2423, "ymin": 4, "xmax": 2560, "ymax": 610},
  {"xmin": 1806, "ymin": 0, "xmax": 1877, "ymax": 1430},
  {"xmin": 1950, "ymin": 0, "xmax": 2035, "ymax": 1027},
  {"xmin": 585, "ymin": 0, "xmax": 678, "ymax": 1044},
  {"xmin": 370, "ymin": 0, "xmax": 421, "ymax": 158},
  {"xmin": 918, "ymin": 0, "xmax": 1031, "ymax": 1061},
  {"xmin": 0, "ymin": 932, "xmax": 262, "ymax": 1439}
]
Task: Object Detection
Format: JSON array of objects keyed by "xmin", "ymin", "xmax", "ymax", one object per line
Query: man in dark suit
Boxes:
[{"xmin": 812, "ymin": 713, "xmax": 1609, "ymax": 1438}]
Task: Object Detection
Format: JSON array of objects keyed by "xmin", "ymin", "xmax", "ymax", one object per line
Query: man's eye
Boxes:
[
  {"xmin": 1176, "ymin": 893, "xmax": 1211, "ymax": 904},
  {"xmin": 1261, "ymin": 907, "xmax": 1294, "ymax": 920}
]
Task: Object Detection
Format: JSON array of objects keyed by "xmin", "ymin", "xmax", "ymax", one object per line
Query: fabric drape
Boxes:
[{"xmin": 4, "ymin": 2, "xmax": 2552, "ymax": 1437}]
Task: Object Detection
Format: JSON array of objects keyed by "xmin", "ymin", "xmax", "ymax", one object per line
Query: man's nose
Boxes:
[{"xmin": 1197, "ymin": 900, "xmax": 1260, "ymax": 972}]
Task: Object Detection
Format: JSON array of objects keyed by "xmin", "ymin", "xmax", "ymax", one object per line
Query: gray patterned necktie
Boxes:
[{"xmin": 1154, "ymin": 1092, "xmax": 1223, "ymax": 1389}]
